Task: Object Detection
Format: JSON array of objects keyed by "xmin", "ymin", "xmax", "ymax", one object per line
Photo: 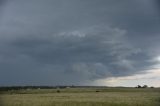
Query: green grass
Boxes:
[{"xmin": 0, "ymin": 88, "xmax": 160, "ymax": 106}]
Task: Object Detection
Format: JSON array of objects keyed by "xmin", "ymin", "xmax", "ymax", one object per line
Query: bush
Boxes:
[
  {"xmin": 142, "ymin": 85, "xmax": 148, "ymax": 88},
  {"xmin": 57, "ymin": 90, "xmax": 60, "ymax": 93}
]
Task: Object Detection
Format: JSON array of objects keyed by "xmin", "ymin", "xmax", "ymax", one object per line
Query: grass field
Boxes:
[{"xmin": 0, "ymin": 87, "xmax": 160, "ymax": 106}]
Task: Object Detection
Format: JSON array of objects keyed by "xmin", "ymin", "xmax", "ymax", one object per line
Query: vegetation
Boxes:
[
  {"xmin": 136, "ymin": 85, "xmax": 149, "ymax": 88},
  {"xmin": 0, "ymin": 87, "xmax": 160, "ymax": 106}
]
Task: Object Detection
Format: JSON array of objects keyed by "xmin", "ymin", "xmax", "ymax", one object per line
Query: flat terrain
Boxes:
[{"xmin": 0, "ymin": 87, "xmax": 160, "ymax": 106}]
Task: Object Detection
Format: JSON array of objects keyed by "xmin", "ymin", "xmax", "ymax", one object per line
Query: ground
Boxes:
[{"xmin": 0, "ymin": 87, "xmax": 160, "ymax": 106}]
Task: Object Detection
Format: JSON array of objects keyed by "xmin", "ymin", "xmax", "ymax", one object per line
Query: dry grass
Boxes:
[{"xmin": 0, "ymin": 88, "xmax": 160, "ymax": 106}]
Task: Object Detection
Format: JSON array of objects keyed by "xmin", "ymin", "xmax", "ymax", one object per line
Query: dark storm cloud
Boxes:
[
  {"xmin": 0, "ymin": 0, "xmax": 160, "ymax": 85},
  {"xmin": 0, "ymin": 0, "xmax": 6, "ymax": 17},
  {"xmin": 0, "ymin": 26, "xmax": 157, "ymax": 85},
  {"xmin": 155, "ymin": 0, "xmax": 160, "ymax": 9},
  {"xmin": 0, "ymin": 0, "xmax": 5, "ymax": 6}
]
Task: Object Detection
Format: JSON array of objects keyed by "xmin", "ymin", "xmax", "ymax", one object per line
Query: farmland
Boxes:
[{"xmin": 0, "ymin": 87, "xmax": 160, "ymax": 106}]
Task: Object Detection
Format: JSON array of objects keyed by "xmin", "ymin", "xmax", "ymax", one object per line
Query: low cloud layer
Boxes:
[
  {"xmin": 0, "ymin": 26, "xmax": 158, "ymax": 85},
  {"xmin": 0, "ymin": 0, "xmax": 160, "ymax": 86}
]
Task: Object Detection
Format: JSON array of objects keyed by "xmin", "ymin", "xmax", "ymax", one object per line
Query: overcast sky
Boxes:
[{"xmin": 0, "ymin": 0, "xmax": 160, "ymax": 87}]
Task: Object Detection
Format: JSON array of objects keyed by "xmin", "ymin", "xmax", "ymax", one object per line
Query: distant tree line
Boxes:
[
  {"xmin": 0, "ymin": 85, "xmax": 108, "ymax": 91},
  {"xmin": 0, "ymin": 85, "xmax": 155, "ymax": 91},
  {"xmin": 136, "ymin": 85, "xmax": 154, "ymax": 88},
  {"xmin": 0, "ymin": 86, "xmax": 68, "ymax": 91}
]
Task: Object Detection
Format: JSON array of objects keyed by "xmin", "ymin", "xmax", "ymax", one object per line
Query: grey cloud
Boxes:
[
  {"xmin": 0, "ymin": 25, "xmax": 157, "ymax": 85},
  {"xmin": 0, "ymin": 0, "xmax": 160, "ymax": 86},
  {"xmin": 0, "ymin": 0, "xmax": 4, "ymax": 6},
  {"xmin": 0, "ymin": 0, "xmax": 6, "ymax": 19}
]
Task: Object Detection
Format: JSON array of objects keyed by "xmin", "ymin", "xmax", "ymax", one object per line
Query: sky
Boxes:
[{"xmin": 0, "ymin": 0, "xmax": 160, "ymax": 87}]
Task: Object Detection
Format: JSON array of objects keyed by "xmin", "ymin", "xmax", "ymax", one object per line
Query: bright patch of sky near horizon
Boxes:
[{"xmin": 96, "ymin": 69, "xmax": 160, "ymax": 87}]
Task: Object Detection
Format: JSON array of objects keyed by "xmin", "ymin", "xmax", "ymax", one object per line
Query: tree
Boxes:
[
  {"xmin": 150, "ymin": 86, "xmax": 154, "ymax": 88},
  {"xmin": 142, "ymin": 85, "xmax": 148, "ymax": 88},
  {"xmin": 137, "ymin": 85, "xmax": 142, "ymax": 88}
]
